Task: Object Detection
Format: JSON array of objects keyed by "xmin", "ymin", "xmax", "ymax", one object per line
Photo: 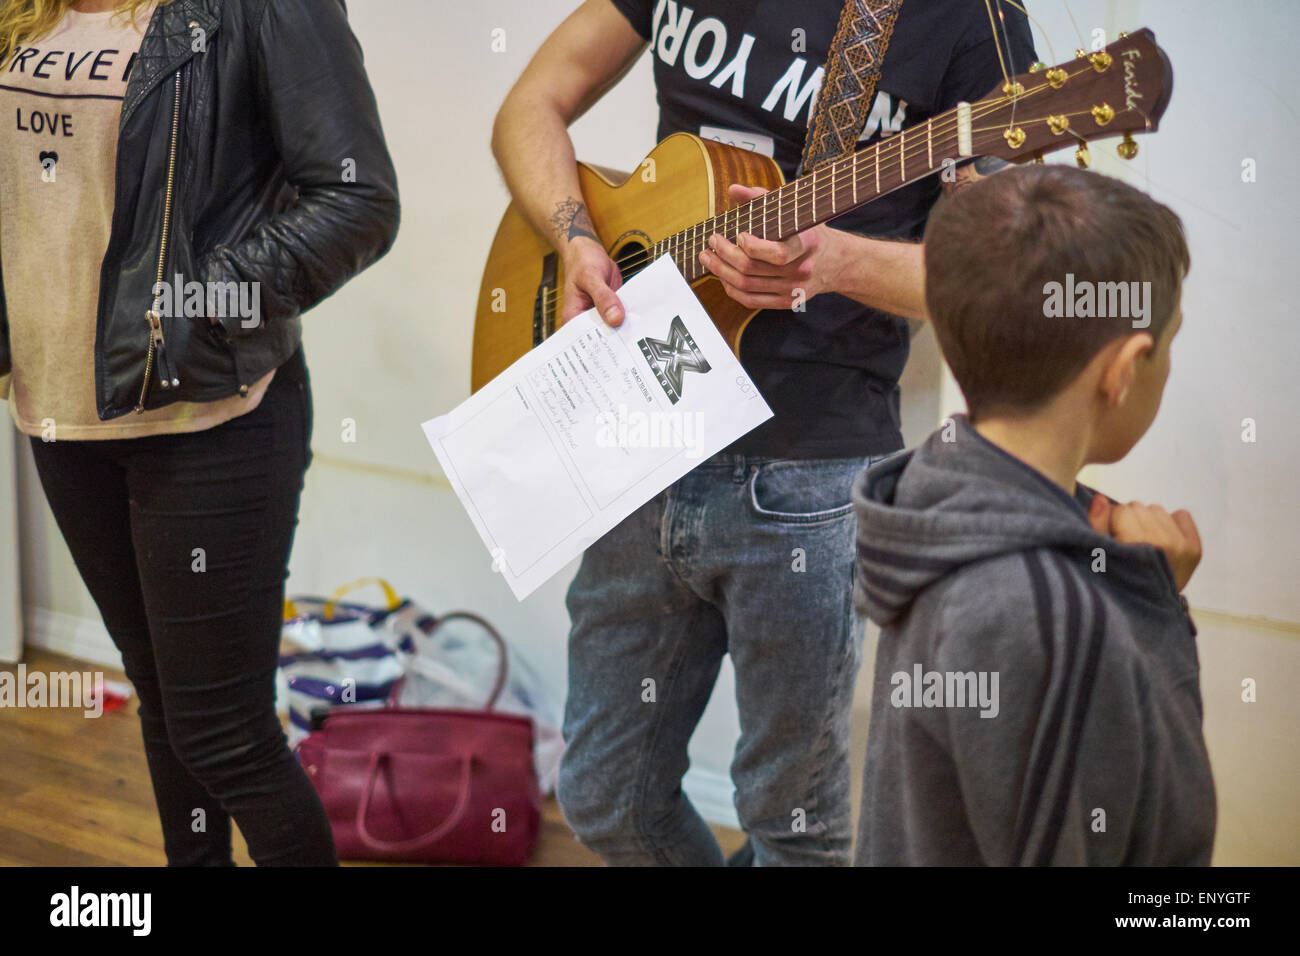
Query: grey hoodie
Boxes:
[{"xmin": 853, "ymin": 416, "xmax": 1216, "ymax": 866}]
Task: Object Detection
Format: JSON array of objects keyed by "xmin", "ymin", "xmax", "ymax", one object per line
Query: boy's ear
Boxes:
[{"xmin": 1100, "ymin": 332, "xmax": 1155, "ymax": 407}]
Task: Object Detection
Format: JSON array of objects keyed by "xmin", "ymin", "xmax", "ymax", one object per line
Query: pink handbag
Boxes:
[{"xmin": 296, "ymin": 612, "xmax": 541, "ymax": 865}]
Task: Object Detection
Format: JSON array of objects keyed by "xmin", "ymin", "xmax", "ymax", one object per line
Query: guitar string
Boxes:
[
  {"xmin": 532, "ymin": 0, "xmax": 1073, "ymax": 323},
  {"xmin": 998, "ymin": 0, "xmax": 1057, "ymax": 66},
  {"xmin": 539, "ymin": 121, "xmax": 1051, "ymax": 315},
  {"xmin": 552, "ymin": 64, "xmax": 1100, "ymax": 287},
  {"xmin": 538, "ymin": 64, "xmax": 1130, "ymax": 308},
  {"xmin": 538, "ymin": 100, "xmax": 1110, "ymax": 316},
  {"xmin": 989, "ymin": 0, "xmax": 1024, "ymax": 133},
  {"xmin": 983, "ymin": 0, "xmax": 1014, "ymax": 93},
  {"xmin": 533, "ymin": 109, "xmax": 1089, "ymax": 319},
  {"xmin": 1063, "ymin": 2, "xmax": 1091, "ymax": 53},
  {"xmin": 658, "ymin": 63, "xmax": 1100, "ymax": 249},
  {"xmin": 539, "ymin": 98, "xmax": 1118, "ymax": 316},
  {"xmin": 625, "ymin": 66, "xmax": 1106, "ymax": 273}
]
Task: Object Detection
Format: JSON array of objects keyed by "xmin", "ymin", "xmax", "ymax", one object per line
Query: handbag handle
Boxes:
[
  {"xmin": 323, "ymin": 577, "xmax": 402, "ymax": 621},
  {"xmin": 354, "ymin": 751, "xmax": 475, "ymax": 854},
  {"xmin": 386, "ymin": 611, "xmax": 510, "ymax": 712}
]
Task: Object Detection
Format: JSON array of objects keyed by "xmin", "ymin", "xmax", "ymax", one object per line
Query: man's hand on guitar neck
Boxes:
[
  {"xmin": 701, "ymin": 184, "xmax": 929, "ymax": 321},
  {"xmin": 699, "ymin": 184, "xmax": 839, "ymax": 311}
]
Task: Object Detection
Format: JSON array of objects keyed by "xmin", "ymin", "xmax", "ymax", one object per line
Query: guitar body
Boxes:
[{"xmin": 471, "ymin": 133, "xmax": 784, "ymax": 392}]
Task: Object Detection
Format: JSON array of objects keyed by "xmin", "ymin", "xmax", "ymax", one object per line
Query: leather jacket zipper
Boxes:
[{"xmin": 134, "ymin": 71, "xmax": 182, "ymax": 413}]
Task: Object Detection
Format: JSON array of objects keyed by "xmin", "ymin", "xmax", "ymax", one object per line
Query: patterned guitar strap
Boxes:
[{"xmin": 800, "ymin": 0, "xmax": 905, "ymax": 175}]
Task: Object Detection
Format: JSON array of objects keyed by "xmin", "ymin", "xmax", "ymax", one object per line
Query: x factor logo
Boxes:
[{"xmin": 637, "ymin": 315, "xmax": 712, "ymax": 404}]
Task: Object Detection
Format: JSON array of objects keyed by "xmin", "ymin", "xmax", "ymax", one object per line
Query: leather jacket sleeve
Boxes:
[{"xmin": 200, "ymin": 0, "xmax": 399, "ymax": 338}]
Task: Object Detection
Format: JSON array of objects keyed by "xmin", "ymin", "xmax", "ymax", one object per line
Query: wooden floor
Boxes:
[{"xmin": 0, "ymin": 647, "xmax": 746, "ymax": 866}]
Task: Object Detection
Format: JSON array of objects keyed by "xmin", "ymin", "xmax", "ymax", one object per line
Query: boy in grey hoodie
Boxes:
[{"xmin": 853, "ymin": 165, "xmax": 1216, "ymax": 866}]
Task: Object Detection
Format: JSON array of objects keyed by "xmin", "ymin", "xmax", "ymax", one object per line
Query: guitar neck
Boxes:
[
  {"xmin": 647, "ymin": 28, "xmax": 1174, "ymax": 284},
  {"xmin": 658, "ymin": 106, "xmax": 976, "ymax": 282}
]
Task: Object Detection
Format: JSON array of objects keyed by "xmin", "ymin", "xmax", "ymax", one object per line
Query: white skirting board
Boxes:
[
  {"xmin": 23, "ymin": 607, "xmax": 124, "ymax": 670},
  {"xmin": 20, "ymin": 605, "xmax": 744, "ymax": 830}
]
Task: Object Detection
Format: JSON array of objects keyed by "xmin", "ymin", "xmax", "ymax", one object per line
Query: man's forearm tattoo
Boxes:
[{"xmin": 550, "ymin": 197, "xmax": 598, "ymax": 245}]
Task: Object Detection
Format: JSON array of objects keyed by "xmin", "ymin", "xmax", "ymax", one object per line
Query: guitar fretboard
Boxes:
[{"xmin": 653, "ymin": 106, "xmax": 979, "ymax": 282}]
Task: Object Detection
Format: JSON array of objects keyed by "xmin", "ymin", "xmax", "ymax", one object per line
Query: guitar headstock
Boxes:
[{"xmin": 973, "ymin": 28, "xmax": 1172, "ymax": 167}]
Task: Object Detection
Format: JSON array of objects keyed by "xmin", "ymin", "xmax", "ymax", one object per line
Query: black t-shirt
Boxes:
[{"xmin": 607, "ymin": 0, "xmax": 1035, "ymax": 457}]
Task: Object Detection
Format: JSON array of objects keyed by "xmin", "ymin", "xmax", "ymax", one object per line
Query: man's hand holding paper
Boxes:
[{"xmin": 422, "ymin": 256, "xmax": 772, "ymax": 599}]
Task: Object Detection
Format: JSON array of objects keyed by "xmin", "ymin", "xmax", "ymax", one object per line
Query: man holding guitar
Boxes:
[{"xmin": 492, "ymin": 0, "xmax": 1034, "ymax": 865}]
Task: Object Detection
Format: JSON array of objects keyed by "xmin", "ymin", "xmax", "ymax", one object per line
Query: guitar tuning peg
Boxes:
[
  {"xmin": 1118, "ymin": 31, "xmax": 1130, "ymax": 39},
  {"xmin": 1029, "ymin": 61, "xmax": 1046, "ymax": 72},
  {"xmin": 1076, "ymin": 48, "xmax": 1088, "ymax": 59},
  {"xmin": 1075, "ymin": 144, "xmax": 1091, "ymax": 169},
  {"xmin": 1117, "ymin": 132, "xmax": 1139, "ymax": 160}
]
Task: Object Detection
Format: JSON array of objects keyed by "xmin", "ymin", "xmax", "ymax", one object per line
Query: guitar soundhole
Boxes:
[{"xmin": 611, "ymin": 233, "xmax": 653, "ymax": 283}]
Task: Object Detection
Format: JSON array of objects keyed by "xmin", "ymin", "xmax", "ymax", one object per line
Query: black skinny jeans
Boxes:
[{"xmin": 29, "ymin": 347, "xmax": 337, "ymax": 866}]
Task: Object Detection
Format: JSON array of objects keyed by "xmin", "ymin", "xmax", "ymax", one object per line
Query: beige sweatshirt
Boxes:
[{"xmin": 0, "ymin": 3, "xmax": 273, "ymax": 440}]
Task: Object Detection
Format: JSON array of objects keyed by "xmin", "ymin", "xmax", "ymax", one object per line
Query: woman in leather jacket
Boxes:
[{"xmin": 0, "ymin": 0, "xmax": 398, "ymax": 865}]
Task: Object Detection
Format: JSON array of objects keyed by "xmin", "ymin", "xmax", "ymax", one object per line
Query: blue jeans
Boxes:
[{"xmin": 558, "ymin": 452, "xmax": 883, "ymax": 866}]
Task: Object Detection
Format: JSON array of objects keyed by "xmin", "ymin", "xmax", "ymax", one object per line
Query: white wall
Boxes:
[
  {"xmin": 11, "ymin": 1, "xmax": 1298, "ymax": 838},
  {"xmin": 936, "ymin": 0, "xmax": 1300, "ymax": 625}
]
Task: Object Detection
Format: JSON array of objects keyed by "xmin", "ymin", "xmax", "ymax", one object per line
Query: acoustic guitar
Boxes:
[{"xmin": 472, "ymin": 29, "xmax": 1171, "ymax": 392}]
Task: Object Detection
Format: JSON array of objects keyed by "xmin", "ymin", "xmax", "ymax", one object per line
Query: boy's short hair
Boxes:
[{"xmin": 923, "ymin": 164, "xmax": 1190, "ymax": 420}]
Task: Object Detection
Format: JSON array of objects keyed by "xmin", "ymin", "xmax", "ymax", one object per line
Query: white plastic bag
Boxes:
[
  {"xmin": 278, "ymin": 580, "xmax": 410, "ymax": 746},
  {"xmin": 394, "ymin": 610, "xmax": 565, "ymax": 796},
  {"xmin": 277, "ymin": 578, "xmax": 564, "ymax": 794}
]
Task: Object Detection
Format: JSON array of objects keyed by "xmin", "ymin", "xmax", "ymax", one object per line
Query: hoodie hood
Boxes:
[{"xmin": 853, "ymin": 415, "xmax": 1166, "ymax": 626}]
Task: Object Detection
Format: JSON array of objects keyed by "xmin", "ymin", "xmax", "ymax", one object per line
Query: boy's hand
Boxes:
[{"xmin": 1087, "ymin": 495, "xmax": 1203, "ymax": 591}]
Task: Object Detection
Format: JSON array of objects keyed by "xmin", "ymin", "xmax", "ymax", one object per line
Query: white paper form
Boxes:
[{"xmin": 422, "ymin": 256, "xmax": 773, "ymax": 600}]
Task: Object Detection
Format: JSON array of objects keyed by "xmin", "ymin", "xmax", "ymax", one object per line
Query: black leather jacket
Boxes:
[{"xmin": 0, "ymin": 0, "xmax": 399, "ymax": 419}]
